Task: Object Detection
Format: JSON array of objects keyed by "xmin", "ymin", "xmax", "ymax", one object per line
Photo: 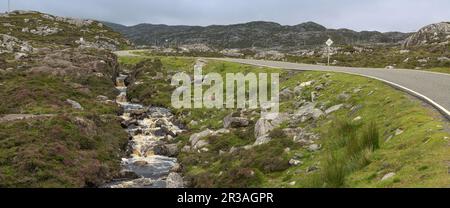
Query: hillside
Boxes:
[
  {"xmin": 117, "ymin": 55, "xmax": 450, "ymax": 188},
  {"xmin": 403, "ymin": 22, "xmax": 450, "ymax": 47},
  {"xmin": 0, "ymin": 11, "xmax": 131, "ymax": 187},
  {"xmin": 104, "ymin": 21, "xmax": 411, "ymax": 50}
]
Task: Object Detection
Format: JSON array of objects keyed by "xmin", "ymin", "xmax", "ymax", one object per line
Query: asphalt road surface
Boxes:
[{"xmin": 212, "ymin": 58, "xmax": 450, "ymax": 120}]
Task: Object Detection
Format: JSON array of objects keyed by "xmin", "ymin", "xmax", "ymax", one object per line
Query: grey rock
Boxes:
[
  {"xmin": 307, "ymin": 144, "xmax": 321, "ymax": 152},
  {"xmin": 14, "ymin": 52, "xmax": 27, "ymax": 60},
  {"xmin": 395, "ymin": 129, "xmax": 404, "ymax": 136},
  {"xmin": 315, "ymin": 84, "xmax": 325, "ymax": 91},
  {"xmin": 154, "ymin": 144, "xmax": 179, "ymax": 157},
  {"xmin": 189, "ymin": 129, "xmax": 214, "ymax": 149},
  {"xmin": 66, "ymin": 99, "xmax": 83, "ymax": 110},
  {"xmin": 437, "ymin": 57, "xmax": 450, "ymax": 62},
  {"xmin": 161, "ymin": 125, "xmax": 178, "ymax": 137},
  {"xmin": 171, "ymin": 163, "xmax": 182, "ymax": 173},
  {"xmin": 289, "ymin": 159, "xmax": 303, "ymax": 166},
  {"xmin": 349, "ymin": 104, "xmax": 363, "ymax": 115},
  {"xmin": 403, "ymin": 22, "xmax": 450, "ymax": 47},
  {"xmin": 280, "ymin": 88, "xmax": 294, "ymax": 100},
  {"xmin": 294, "ymin": 130, "xmax": 319, "ymax": 144},
  {"xmin": 325, "ymin": 104, "xmax": 344, "ymax": 115},
  {"xmin": 96, "ymin": 95, "xmax": 109, "ymax": 101},
  {"xmin": 223, "ymin": 114, "xmax": 249, "ymax": 129},
  {"xmin": 229, "ymin": 146, "xmax": 239, "ymax": 154},
  {"xmin": 121, "ymin": 119, "xmax": 138, "ymax": 128},
  {"xmin": 254, "ymin": 135, "xmax": 272, "ymax": 146},
  {"xmin": 337, "ymin": 93, "xmax": 351, "ymax": 101},
  {"xmin": 194, "ymin": 140, "xmax": 209, "ymax": 150},
  {"xmin": 254, "ymin": 118, "xmax": 274, "ymax": 139},
  {"xmin": 294, "ymin": 85, "xmax": 304, "ymax": 95},
  {"xmin": 282, "ymin": 128, "xmax": 303, "ymax": 139},
  {"xmin": 381, "ymin": 172, "xmax": 396, "ymax": 181},
  {"xmin": 148, "ymin": 107, "xmax": 172, "ymax": 118},
  {"xmin": 385, "ymin": 66, "xmax": 395, "ymax": 69},
  {"xmin": 166, "ymin": 173, "xmax": 184, "ymax": 188},
  {"xmin": 294, "ymin": 102, "xmax": 324, "ymax": 122},
  {"xmin": 181, "ymin": 145, "xmax": 191, "ymax": 153}
]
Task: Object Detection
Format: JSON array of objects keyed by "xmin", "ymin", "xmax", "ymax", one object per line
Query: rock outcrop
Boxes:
[{"xmin": 403, "ymin": 22, "xmax": 450, "ymax": 47}]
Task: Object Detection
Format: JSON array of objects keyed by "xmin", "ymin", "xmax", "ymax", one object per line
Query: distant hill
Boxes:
[
  {"xmin": 104, "ymin": 21, "xmax": 411, "ymax": 50},
  {"xmin": 403, "ymin": 22, "xmax": 450, "ymax": 47}
]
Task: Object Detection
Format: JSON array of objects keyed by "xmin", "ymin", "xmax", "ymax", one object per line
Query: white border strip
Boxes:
[{"xmin": 217, "ymin": 59, "xmax": 450, "ymax": 121}]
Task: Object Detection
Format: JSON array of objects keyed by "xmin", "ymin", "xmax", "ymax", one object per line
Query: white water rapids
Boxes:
[{"xmin": 104, "ymin": 74, "xmax": 184, "ymax": 188}]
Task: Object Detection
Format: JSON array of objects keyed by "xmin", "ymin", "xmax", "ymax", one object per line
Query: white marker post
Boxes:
[{"xmin": 325, "ymin": 38, "xmax": 334, "ymax": 66}]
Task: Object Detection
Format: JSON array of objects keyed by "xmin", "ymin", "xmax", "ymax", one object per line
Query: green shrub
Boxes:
[
  {"xmin": 317, "ymin": 118, "xmax": 380, "ymax": 187},
  {"xmin": 269, "ymin": 128, "xmax": 287, "ymax": 139},
  {"xmin": 321, "ymin": 152, "xmax": 347, "ymax": 188}
]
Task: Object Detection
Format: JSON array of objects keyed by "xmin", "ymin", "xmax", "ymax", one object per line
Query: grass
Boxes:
[
  {"xmin": 0, "ymin": 54, "xmax": 127, "ymax": 188},
  {"xmin": 303, "ymin": 119, "xmax": 380, "ymax": 188},
  {"xmin": 118, "ymin": 54, "xmax": 450, "ymax": 188},
  {"xmin": 0, "ymin": 69, "xmax": 128, "ymax": 187},
  {"xmin": 0, "ymin": 114, "xmax": 128, "ymax": 187}
]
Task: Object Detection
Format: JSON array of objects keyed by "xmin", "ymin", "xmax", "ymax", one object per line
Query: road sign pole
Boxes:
[
  {"xmin": 325, "ymin": 38, "xmax": 333, "ymax": 66},
  {"xmin": 327, "ymin": 46, "xmax": 330, "ymax": 66}
]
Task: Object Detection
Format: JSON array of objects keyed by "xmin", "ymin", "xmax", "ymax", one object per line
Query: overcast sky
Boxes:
[{"xmin": 1, "ymin": 0, "xmax": 449, "ymax": 32}]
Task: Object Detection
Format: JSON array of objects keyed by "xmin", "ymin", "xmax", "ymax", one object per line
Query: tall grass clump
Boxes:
[{"xmin": 318, "ymin": 118, "xmax": 380, "ymax": 187}]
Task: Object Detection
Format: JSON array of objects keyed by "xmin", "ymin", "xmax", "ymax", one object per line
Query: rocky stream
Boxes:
[{"xmin": 103, "ymin": 74, "xmax": 184, "ymax": 188}]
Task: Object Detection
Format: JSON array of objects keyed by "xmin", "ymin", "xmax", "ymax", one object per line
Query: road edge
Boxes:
[{"xmin": 212, "ymin": 58, "xmax": 450, "ymax": 121}]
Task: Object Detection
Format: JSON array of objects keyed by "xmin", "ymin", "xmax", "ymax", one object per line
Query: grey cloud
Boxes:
[{"xmin": 1, "ymin": 0, "xmax": 449, "ymax": 32}]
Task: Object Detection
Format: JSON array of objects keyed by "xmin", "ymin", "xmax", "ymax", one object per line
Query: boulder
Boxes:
[
  {"xmin": 294, "ymin": 102, "xmax": 324, "ymax": 122},
  {"xmin": 254, "ymin": 118, "xmax": 274, "ymax": 139},
  {"xmin": 315, "ymin": 84, "xmax": 325, "ymax": 91},
  {"xmin": 96, "ymin": 95, "xmax": 109, "ymax": 101},
  {"xmin": 395, "ymin": 129, "xmax": 404, "ymax": 136},
  {"xmin": 189, "ymin": 129, "xmax": 214, "ymax": 149},
  {"xmin": 161, "ymin": 125, "xmax": 178, "ymax": 137},
  {"xmin": 166, "ymin": 173, "xmax": 184, "ymax": 188},
  {"xmin": 148, "ymin": 107, "xmax": 172, "ymax": 118},
  {"xmin": 194, "ymin": 140, "xmax": 209, "ymax": 150},
  {"xmin": 299, "ymin": 81, "xmax": 314, "ymax": 88},
  {"xmin": 294, "ymin": 131, "xmax": 319, "ymax": 144},
  {"xmin": 289, "ymin": 159, "xmax": 303, "ymax": 166},
  {"xmin": 293, "ymin": 85, "xmax": 303, "ymax": 95},
  {"xmin": 171, "ymin": 163, "xmax": 182, "ymax": 173},
  {"xmin": 325, "ymin": 104, "xmax": 344, "ymax": 115},
  {"xmin": 14, "ymin": 52, "xmax": 27, "ymax": 60},
  {"xmin": 381, "ymin": 172, "xmax": 396, "ymax": 181},
  {"xmin": 154, "ymin": 144, "xmax": 179, "ymax": 157},
  {"xmin": 223, "ymin": 114, "xmax": 249, "ymax": 129},
  {"xmin": 66, "ymin": 99, "xmax": 84, "ymax": 110},
  {"xmin": 254, "ymin": 135, "xmax": 272, "ymax": 146},
  {"xmin": 121, "ymin": 119, "xmax": 138, "ymax": 128},
  {"xmin": 280, "ymin": 88, "xmax": 294, "ymax": 100},
  {"xmin": 282, "ymin": 128, "xmax": 303, "ymax": 139},
  {"xmin": 307, "ymin": 144, "xmax": 321, "ymax": 152}
]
